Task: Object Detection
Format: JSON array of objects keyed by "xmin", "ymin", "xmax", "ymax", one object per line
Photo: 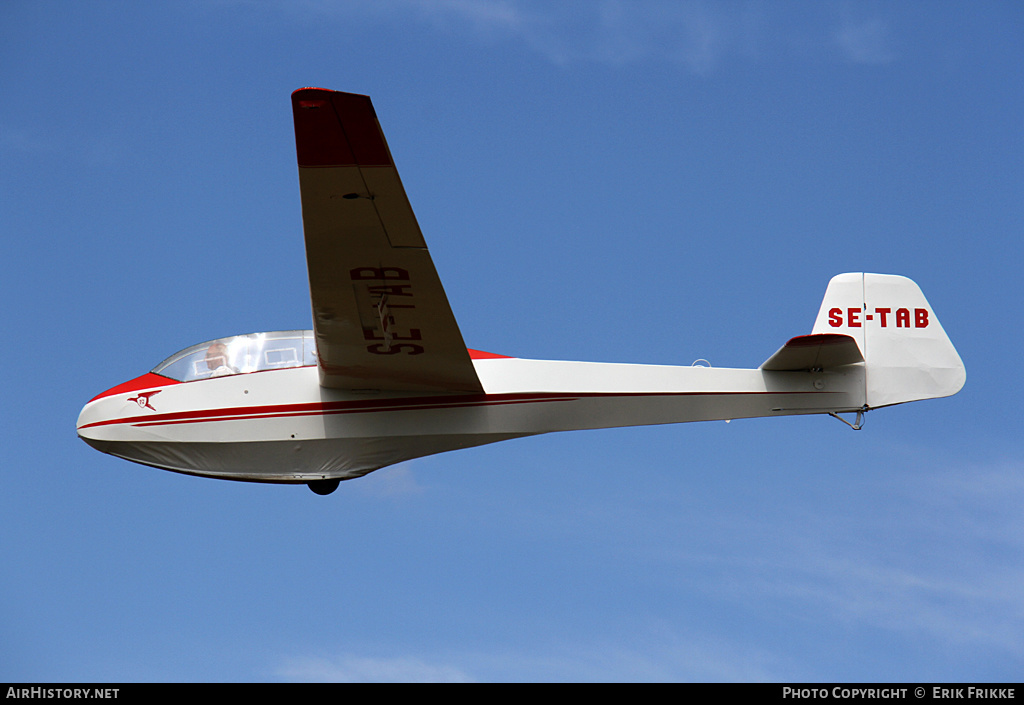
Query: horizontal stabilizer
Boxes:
[{"xmin": 760, "ymin": 333, "xmax": 864, "ymax": 372}]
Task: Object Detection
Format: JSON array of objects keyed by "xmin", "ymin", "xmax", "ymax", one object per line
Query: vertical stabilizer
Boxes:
[{"xmin": 811, "ymin": 273, "xmax": 965, "ymax": 408}]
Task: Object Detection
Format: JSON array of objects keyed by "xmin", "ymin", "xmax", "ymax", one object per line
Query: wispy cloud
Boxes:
[
  {"xmin": 265, "ymin": 454, "xmax": 1023, "ymax": 681},
  {"xmin": 279, "ymin": 653, "xmax": 474, "ymax": 682},
  {"xmin": 258, "ymin": 1, "xmax": 775, "ymax": 75},
  {"xmin": 276, "ymin": 635, "xmax": 791, "ymax": 682},
  {"xmin": 424, "ymin": 0, "xmax": 759, "ymax": 74},
  {"xmin": 525, "ymin": 1, "xmax": 740, "ymax": 74},
  {"xmin": 411, "ymin": 0, "xmax": 527, "ymax": 34},
  {"xmin": 834, "ymin": 16, "xmax": 896, "ymax": 65},
  {"xmin": 259, "ymin": 0, "xmax": 903, "ymax": 74},
  {"xmin": 673, "ymin": 455, "xmax": 1024, "ymax": 659},
  {"xmin": 353, "ymin": 463, "xmax": 426, "ymax": 496}
]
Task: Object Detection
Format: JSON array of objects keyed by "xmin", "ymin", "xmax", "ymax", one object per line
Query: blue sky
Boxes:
[{"xmin": 2, "ymin": 0, "xmax": 1022, "ymax": 682}]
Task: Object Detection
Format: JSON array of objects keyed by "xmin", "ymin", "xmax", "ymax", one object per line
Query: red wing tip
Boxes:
[
  {"xmin": 468, "ymin": 349, "xmax": 514, "ymax": 360},
  {"xmin": 292, "ymin": 87, "xmax": 370, "ymax": 98}
]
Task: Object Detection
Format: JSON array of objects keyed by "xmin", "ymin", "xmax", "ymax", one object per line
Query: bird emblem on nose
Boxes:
[{"xmin": 127, "ymin": 390, "xmax": 161, "ymax": 411}]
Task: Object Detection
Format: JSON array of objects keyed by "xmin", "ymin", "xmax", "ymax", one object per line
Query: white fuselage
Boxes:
[{"xmin": 77, "ymin": 356, "xmax": 866, "ymax": 484}]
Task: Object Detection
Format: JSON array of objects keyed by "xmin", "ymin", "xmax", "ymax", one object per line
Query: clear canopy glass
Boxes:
[{"xmin": 151, "ymin": 330, "xmax": 316, "ymax": 382}]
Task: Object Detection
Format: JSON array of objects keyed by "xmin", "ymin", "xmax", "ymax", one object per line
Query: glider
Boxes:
[{"xmin": 77, "ymin": 88, "xmax": 966, "ymax": 495}]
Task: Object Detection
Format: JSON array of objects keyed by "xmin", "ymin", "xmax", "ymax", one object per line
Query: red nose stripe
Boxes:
[{"xmin": 88, "ymin": 373, "xmax": 178, "ymax": 403}]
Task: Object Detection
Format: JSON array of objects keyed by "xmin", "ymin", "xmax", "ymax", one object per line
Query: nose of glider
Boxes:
[
  {"xmin": 77, "ymin": 391, "xmax": 118, "ymax": 455},
  {"xmin": 76, "ymin": 373, "xmax": 177, "ymax": 443},
  {"xmin": 77, "ymin": 393, "xmax": 115, "ymax": 443},
  {"xmin": 76, "ymin": 404, "xmax": 109, "ymax": 451}
]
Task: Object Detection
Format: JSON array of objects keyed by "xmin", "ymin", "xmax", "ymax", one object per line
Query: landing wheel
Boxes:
[{"xmin": 308, "ymin": 478, "xmax": 341, "ymax": 495}]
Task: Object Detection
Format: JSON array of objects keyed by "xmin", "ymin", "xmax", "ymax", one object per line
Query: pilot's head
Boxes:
[{"xmin": 205, "ymin": 342, "xmax": 229, "ymax": 371}]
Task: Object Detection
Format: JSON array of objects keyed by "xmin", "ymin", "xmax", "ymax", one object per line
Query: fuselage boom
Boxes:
[{"xmin": 77, "ymin": 355, "xmax": 865, "ymax": 483}]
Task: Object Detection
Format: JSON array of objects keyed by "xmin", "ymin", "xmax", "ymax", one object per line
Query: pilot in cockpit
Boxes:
[{"xmin": 205, "ymin": 342, "xmax": 238, "ymax": 377}]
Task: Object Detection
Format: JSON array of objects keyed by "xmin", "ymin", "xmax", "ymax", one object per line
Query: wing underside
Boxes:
[{"xmin": 292, "ymin": 88, "xmax": 483, "ymax": 393}]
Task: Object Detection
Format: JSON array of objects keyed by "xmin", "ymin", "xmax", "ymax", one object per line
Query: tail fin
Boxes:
[{"xmin": 810, "ymin": 273, "xmax": 965, "ymax": 409}]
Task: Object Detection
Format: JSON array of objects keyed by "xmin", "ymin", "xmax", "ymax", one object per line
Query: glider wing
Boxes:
[{"xmin": 292, "ymin": 88, "xmax": 483, "ymax": 392}]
